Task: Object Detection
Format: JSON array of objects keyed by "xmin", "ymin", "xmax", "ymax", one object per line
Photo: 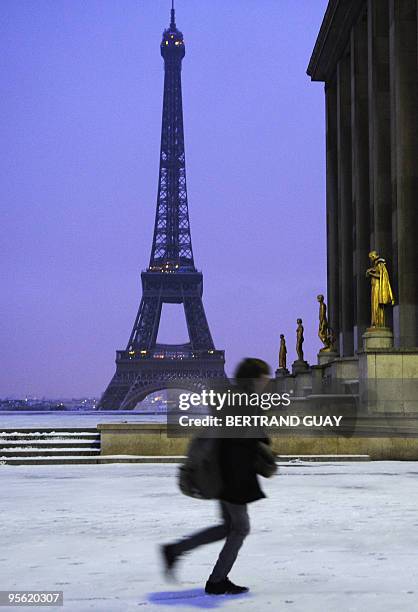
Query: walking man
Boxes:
[{"xmin": 161, "ymin": 358, "xmax": 271, "ymax": 595}]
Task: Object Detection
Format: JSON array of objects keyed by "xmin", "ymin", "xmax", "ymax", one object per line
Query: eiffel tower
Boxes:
[{"xmin": 98, "ymin": 4, "xmax": 225, "ymax": 410}]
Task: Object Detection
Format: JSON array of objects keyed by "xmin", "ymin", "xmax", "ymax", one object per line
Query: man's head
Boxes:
[
  {"xmin": 297, "ymin": 318, "xmax": 302, "ymax": 325},
  {"xmin": 280, "ymin": 334, "xmax": 284, "ymax": 339},
  {"xmin": 317, "ymin": 294, "xmax": 324, "ymax": 303},
  {"xmin": 234, "ymin": 358, "xmax": 270, "ymax": 380},
  {"xmin": 369, "ymin": 250, "xmax": 379, "ymax": 263},
  {"xmin": 234, "ymin": 358, "xmax": 271, "ymax": 393}
]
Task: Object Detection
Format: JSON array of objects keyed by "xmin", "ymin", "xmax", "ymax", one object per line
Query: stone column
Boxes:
[
  {"xmin": 368, "ymin": 0, "xmax": 393, "ymax": 257},
  {"xmin": 337, "ymin": 52, "xmax": 355, "ymax": 356},
  {"xmin": 351, "ymin": 13, "xmax": 370, "ymax": 352},
  {"xmin": 368, "ymin": 0, "xmax": 393, "ymax": 333},
  {"xmin": 325, "ymin": 80, "xmax": 340, "ymax": 348},
  {"xmin": 389, "ymin": 0, "xmax": 418, "ymax": 347}
]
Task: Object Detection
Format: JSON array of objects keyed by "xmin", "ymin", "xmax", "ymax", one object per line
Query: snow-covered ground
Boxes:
[
  {"xmin": 0, "ymin": 411, "xmax": 164, "ymax": 429},
  {"xmin": 1, "ymin": 462, "xmax": 418, "ymax": 612}
]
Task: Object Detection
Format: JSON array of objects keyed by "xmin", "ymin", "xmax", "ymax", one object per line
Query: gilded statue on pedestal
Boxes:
[
  {"xmin": 366, "ymin": 251, "xmax": 395, "ymax": 328},
  {"xmin": 279, "ymin": 334, "xmax": 287, "ymax": 370}
]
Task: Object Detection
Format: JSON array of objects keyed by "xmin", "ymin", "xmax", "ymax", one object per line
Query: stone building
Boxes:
[
  {"xmin": 269, "ymin": 0, "xmax": 418, "ymax": 457},
  {"xmin": 307, "ymin": 0, "xmax": 417, "ymax": 356}
]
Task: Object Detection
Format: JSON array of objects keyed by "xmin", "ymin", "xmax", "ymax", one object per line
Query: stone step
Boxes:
[
  {"xmin": 0, "ymin": 454, "xmax": 371, "ymax": 466},
  {"xmin": 0, "ymin": 440, "xmax": 100, "ymax": 449},
  {"xmin": 0, "ymin": 455, "xmax": 183, "ymax": 465},
  {"xmin": 277, "ymin": 454, "xmax": 370, "ymax": 462},
  {"xmin": 0, "ymin": 433, "xmax": 99, "ymax": 442},
  {"xmin": 0, "ymin": 428, "xmax": 98, "ymax": 433},
  {"xmin": 0, "ymin": 448, "xmax": 101, "ymax": 458},
  {"xmin": 0, "ymin": 427, "xmax": 103, "ymax": 463}
]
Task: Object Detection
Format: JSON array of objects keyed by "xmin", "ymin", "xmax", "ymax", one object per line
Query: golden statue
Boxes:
[
  {"xmin": 317, "ymin": 294, "xmax": 332, "ymax": 351},
  {"xmin": 279, "ymin": 334, "xmax": 287, "ymax": 369},
  {"xmin": 366, "ymin": 251, "xmax": 395, "ymax": 328},
  {"xmin": 296, "ymin": 318, "xmax": 304, "ymax": 361}
]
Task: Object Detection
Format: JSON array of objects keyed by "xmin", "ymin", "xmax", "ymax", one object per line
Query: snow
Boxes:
[
  {"xmin": 1, "ymin": 462, "xmax": 418, "ymax": 611},
  {"xmin": 0, "ymin": 411, "xmax": 165, "ymax": 428},
  {"xmin": 0, "ymin": 441, "xmax": 97, "ymax": 445},
  {"xmin": 0, "ymin": 448, "xmax": 99, "ymax": 453},
  {"xmin": 0, "ymin": 432, "xmax": 98, "ymax": 437}
]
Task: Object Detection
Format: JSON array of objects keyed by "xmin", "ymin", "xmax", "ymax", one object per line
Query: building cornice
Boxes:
[{"xmin": 307, "ymin": 0, "xmax": 366, "ymax": 82}]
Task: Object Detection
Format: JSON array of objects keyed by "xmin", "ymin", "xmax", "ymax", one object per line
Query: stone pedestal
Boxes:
[
  {"xmin": 292, "ymin": 359, "xmax": 309, "ymax": 375},
  {"xmin": 358, "ymin": 342, "xmax": 418, "ymax": 413},
  {"xmin": 317, "ymin": 350, "xmax": 339, "ymax": 366},
  {"xmin": 362, "ymin": 327, "xmax": 393, "ymax": 350},
  {"xmin": 275, "ymin": 367, "xmax": 289, "ymax": 377}
]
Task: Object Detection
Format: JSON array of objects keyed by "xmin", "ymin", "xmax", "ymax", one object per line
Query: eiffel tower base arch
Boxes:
[{"xmin": 98, "ymin": 350, "xmax": 225, "ymax": 410}]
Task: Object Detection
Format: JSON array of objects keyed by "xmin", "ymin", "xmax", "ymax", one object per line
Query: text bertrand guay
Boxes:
[{"xmin": 178, "ymin": 415, "xmax": 343, "ymax": 428}]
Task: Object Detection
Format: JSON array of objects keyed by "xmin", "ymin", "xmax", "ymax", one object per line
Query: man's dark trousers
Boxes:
[{"xmin": 171, "ymin": 501, "xmax": 250, "ymax": 582}]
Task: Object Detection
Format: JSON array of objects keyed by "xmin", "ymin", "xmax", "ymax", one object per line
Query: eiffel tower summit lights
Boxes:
[{"xmin": 98, "ymin": 4, "xmax": 225, "ymax": 410}]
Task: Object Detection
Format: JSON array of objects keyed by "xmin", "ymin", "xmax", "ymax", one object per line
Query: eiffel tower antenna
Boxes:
[
  {"xmin": 98, "ymin": 6, "xmax": 225, "ymax": 410},
  {"xmin": 170, "ymin": 0, "xmax": 175, "ymax": 29}
]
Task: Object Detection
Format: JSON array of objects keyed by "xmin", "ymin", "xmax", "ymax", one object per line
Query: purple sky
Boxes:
[{"xmin": 1, "ymin": 0, "xmax": 328, "ymax": 398}]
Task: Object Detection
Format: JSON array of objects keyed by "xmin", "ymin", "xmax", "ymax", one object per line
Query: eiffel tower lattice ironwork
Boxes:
[{"xmin": 98, "ymin": 6, "xmax": 225, "ymax": 409}]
